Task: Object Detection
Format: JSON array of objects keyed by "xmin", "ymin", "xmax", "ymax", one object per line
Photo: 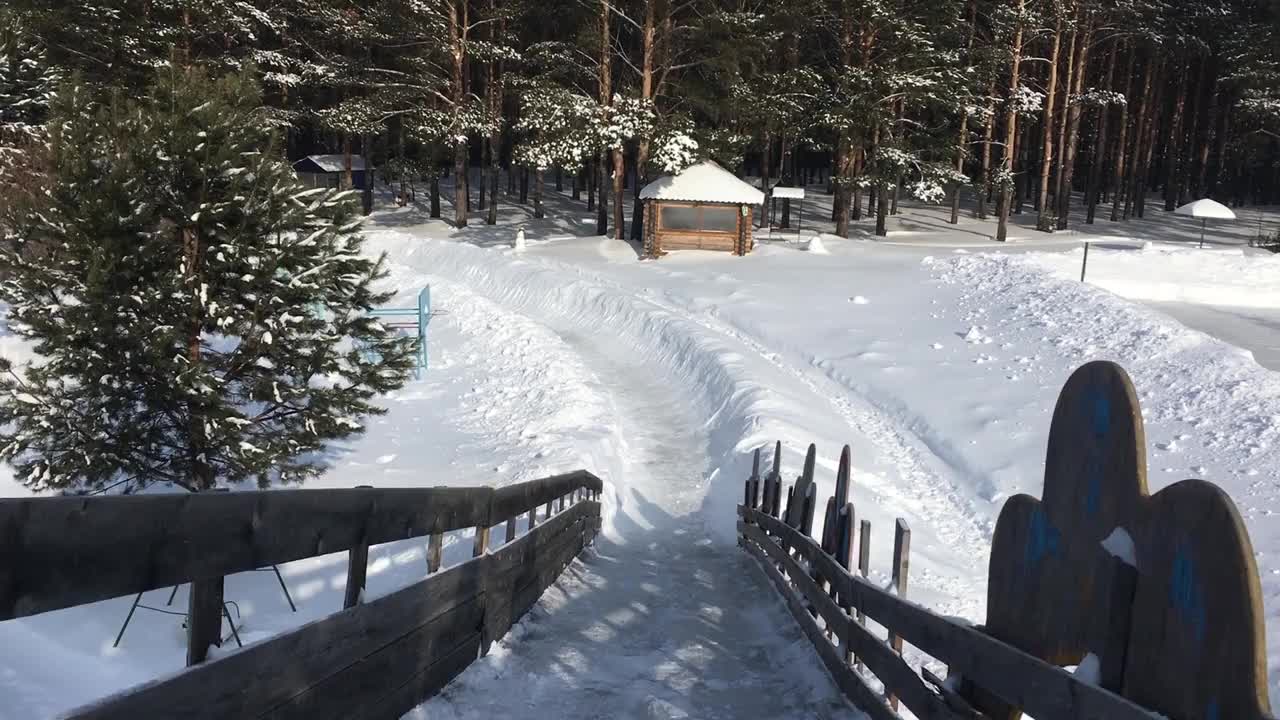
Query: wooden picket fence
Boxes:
[
  {"xmin": 0, "ymin": 470, "xmax": 603, "ymax": 719},
  {"xmin": 738, "ymin": 360, "xmax": 1275, "ymax": 720}
]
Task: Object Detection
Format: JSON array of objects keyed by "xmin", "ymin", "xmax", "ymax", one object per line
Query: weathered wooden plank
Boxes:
[
  {"xmin": 257, "ymin": 598, "xmax": 484, "ymax": 720},
  {"xmin": 741, "ymin": 507, "xmax": 1163, "ymax": 720},
  {"xmin": 888, "ymin": 518, "xmax": 911, "ymax": 711},
  {"xmin": 741, "ymin": 522, "xmax": 960, "ymax": 720},
  {"xmin": 490, "ymin": 471, "xmax": 602, "ymax": 523},
  {"xmin": 360, "ymin": 632, "xmax": 482, "ymax": 720},
  {"xmin": 1, "ymin": 473, "xmax": 603, "ymax": 621},
  {"xmin": 740, "ymin": 529, "xmax": 897, "ymax": 720},
  {"xmin": 426, "ymin": 532, "xmax": 443, "ymax": 574},
  {"xmin": 63, "ymin": 559, "xmax": 486, "ymax": 720},
  {"xmin": 0, "ymin": 487, "xmax": 484, "ymax": 620}
]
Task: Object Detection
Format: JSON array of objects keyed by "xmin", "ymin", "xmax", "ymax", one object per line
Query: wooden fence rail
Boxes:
[
  {"xmin": 0, "ymin": 470, "xmax": 603, "ymax": 719},
  {"xmin": 739, "ymin": 361, "xmax": 1276, "ymax": 720}
]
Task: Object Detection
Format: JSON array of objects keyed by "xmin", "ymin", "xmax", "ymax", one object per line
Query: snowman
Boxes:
[{"xmin": 514, "ymin": 227, "xmax": 526, "ymax": 251}]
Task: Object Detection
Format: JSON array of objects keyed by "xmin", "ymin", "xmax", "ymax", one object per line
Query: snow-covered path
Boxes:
[{"xmin": 414, "ymin": 324, "xmax": 859, "ymax": 719}]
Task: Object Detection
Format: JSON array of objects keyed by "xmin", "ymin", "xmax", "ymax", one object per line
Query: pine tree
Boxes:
[
  {"xmin": 0, "ymin": 68, "xmax": 415, "ymax": 494},
  {"xmin": 0, "ymin": 8, "xmax": 59, "ymax": 205}
]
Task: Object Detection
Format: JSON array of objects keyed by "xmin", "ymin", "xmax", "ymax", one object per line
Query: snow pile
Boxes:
[
  {"xmin": 807, "ymin": 235, "xmax": 829, "ymax": 254},
  {"xmin": 1028, "ymin": 242, "xmax": 1280, "ymax": 309}
]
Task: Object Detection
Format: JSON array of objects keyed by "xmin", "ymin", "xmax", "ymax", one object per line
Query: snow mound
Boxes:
[{"xmin": 806, "ymin": 236, "xmax": 829, "ymax": 254}]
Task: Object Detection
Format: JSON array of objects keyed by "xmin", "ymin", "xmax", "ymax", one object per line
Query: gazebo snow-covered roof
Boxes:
[{"xmin": 639, "ymin": 160, "xmax": 765, "ymax": 206}]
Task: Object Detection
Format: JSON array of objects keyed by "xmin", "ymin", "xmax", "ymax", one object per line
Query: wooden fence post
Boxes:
[
  {"xmin": 427, "ymin": 532, "xmax": 443, "ymax": 573},
  {"xmin": 888, "ymin": 518, "xmax": 911, "ymax": 711},
  {"xmin": 505, "ymin": 516, "xmax": 517, "ymax": 544},
  {"xmin": 473, "ymin": 525, "xmax": 490, "ymax": 558},
  {"xmin": 838, "ymin": 502, "xmax": 855, "ymax": 665},
  {"xmin": 344, "ymin": 485, "xmax": 374, "ymax": 610},
  {"xmin": 856, "ymin": 519, "xmax": 871, "ymax": 672},
  {"xmin": 187, "ymin": 488, "xmax": 229, "ymax": 666}
]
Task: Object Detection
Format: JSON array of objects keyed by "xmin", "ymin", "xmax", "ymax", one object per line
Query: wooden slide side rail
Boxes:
[
  {"xmin": 740, "ymin": 506, "xmax": 1163, "ymax": 720},
  {"xmin": 64, "ymin": 500, "xmax": 600, "ymax": 720},
  {"xmin": 0, "ymin": 470, "xmax": 603, "ymax": 621}
]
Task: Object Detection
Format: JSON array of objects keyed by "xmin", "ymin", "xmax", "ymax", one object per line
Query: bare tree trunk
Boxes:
[
  {"xmin": 950, "ymin": 1, "xmax": 977, "ymax": 225},
  {"xmin": 534, "ymin": 168, "xmax": 544, "ymax": 218},
  {"xmin": 1126, "ymin": 56, "xmax": 1159, "ymax": 219},
  {"xmin": 1051, "ymin": 21, "xmax": 1078, "ymax": 221},
  {"xmin": 597, "ymin": 0, "xmax": 611, "ymax": 236},
  {"xmin": 612, "ymin": 149, "xmax": 625, "ymax": 240},
  {"xmin": 1135, "ymin": 58, "xmax": 1166, "ymax": 218},
  {"xmin": 486, "ymin": 0, "xmax": 502, "ymax": 225},
  {"xmin": 1198, "ymin": 79, "xmax": 1223, "ymax": 198},
  {"xmin": 977, "ymin": 79, "xmax": 997, "ymax": 220},
  {"xmin": 1110, "ymin": 47, "xmax": 1137, "ymax": 221},
  {"xmin": 760, "ymin": 132, "xmax": 772, "ymax": 228},
  {"xmin": 586, "ymin": 160, "xmax": 595, "ymax": 210},
  {"xmin": 1087, "ymin": 42, "xmax": 1118, "ymax": 224},
  {"xmin": 1055, "ymin": 22, "xmax": 1092, "ymax": 229},
  {"xmin": 430, "ymin": 175, "xmax": 441, "ymax": 218},
  {"xmin": 597, "ymin": 151, "xmax": 609, "ymax": 235},
  {"xmin": 1036, "ymin": 16, "xmax": 1062, "ymax": 231},
  {"xmin": 449, "ymin": 0, "xmax": 468, "ymax": 228},
  {"xmin": 996, "ymin": 3, "xmax": 1024, "ymax": 243},
  {"xmin": 1162, "ymin": 56, "xmax": 1190, "ymax": 211}
]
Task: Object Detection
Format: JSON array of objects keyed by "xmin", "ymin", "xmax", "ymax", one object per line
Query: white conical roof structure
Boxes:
[
  {"xmin": 639, "ymin": 161, "xmax": 765, "ymax": 205},
  {"xmin": 1174, "ymin": 199, "xmax": 1236, "ymax": 220}
]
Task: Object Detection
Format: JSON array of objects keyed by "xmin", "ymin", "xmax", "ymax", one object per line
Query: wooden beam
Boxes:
[
  {"xmin": 741, "ymin": 530, "xmax": 897, "ymax": 720},
  {"xmin": 889, "ymin": 518, "xmax": 911, "ymax": 711},
  {"xmin": 0, "ymin": 472, "xmax": 602, "ymax": 621},
  {"xmin": 740, "ymin": 507, "xmax": 1162, "ymax": 720},
  {"xmin": 427, "ymin": 533, "xmax": 443, "ymax": 574},
  {"xmin": 741, "ymin": 522, "xmax": 963, "ymax": 720},
  {"xmin": 186, "ymin": 576, "xmax": 224, "ymax": 666}
]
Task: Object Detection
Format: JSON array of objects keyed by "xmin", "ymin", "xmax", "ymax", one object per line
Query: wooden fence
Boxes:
[
  {"xmin": 738, "ymin": 360, "xmax": 1275, "ymax": 720},
  {"xmin": 0, "ymin": 470, "xmax": 603, "ymax": 719}
]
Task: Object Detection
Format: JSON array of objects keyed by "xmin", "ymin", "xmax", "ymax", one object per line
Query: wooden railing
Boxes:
[
  {"xmin": 0, "ymin": 470, "xmax": 603, "ymax": 719},
  {"xmin": 739, "ymin": 361, "xmax": 1276, "ymax": 720}
]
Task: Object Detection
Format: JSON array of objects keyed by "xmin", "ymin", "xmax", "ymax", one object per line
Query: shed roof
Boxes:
[
  {"xmin": 293, "ymin": 154, "xmax": 368, "ymax": 173},
  {"xmin": 639, "ymin": 160, "xmax": 765, "ymax": 205}
]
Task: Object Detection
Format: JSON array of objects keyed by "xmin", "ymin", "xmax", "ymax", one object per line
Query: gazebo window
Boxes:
[
  {"xmin": 702, "ymin": 206, "xmax": 738, "ymax": 232},
  {"xmin": 660, "ymin": 204, "xmax": 738, "ymax": 234},
  {"xmin": 661, "ymin": 206, "xmax": 700, "ymax": 231}
]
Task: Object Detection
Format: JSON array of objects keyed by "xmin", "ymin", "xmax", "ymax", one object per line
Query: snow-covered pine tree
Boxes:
[
  {"xmin": 0, "ymin": 68, "xmax": 415, "ymax": 494},
  {"xmin": 0, "ymin": 9, "xmax": 59, "ymax": 206}
]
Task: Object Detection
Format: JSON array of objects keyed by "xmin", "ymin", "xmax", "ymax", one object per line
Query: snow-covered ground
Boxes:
[{"xmin": 5, "ymin": 180, "xmax": 1280, "ymax": 718}]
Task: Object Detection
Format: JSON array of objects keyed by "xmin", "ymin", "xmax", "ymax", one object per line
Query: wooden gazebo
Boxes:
[{"xmin": 640, "ymin": 161, "xmax": 765, "ymax": 258}]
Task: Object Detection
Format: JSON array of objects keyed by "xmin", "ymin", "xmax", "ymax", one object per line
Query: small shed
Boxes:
[
  {"xmin": 292, "ymin": 154, "xmax": 371, "ymax": 190},
  {"xmin": 640, "ymin": 161, "xmax": 765, "ymax": 257}
]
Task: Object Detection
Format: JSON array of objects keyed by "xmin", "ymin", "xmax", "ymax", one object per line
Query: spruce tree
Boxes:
[{"xmin": 0, "ymin": 68, "xmax": 415, "ymax": 494}]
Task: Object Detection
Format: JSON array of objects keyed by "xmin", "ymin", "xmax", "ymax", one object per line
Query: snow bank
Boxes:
[{"xmin": 1028, "ymin": 242, "xmax": 1280, "ymax": 309}]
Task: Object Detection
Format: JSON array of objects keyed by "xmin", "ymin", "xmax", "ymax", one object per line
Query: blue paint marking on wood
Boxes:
[
  {"xmin": 1088, "ymin": 385, "xmax": 1111, "ymax": 438},
  {"xmin": 1024, "ymin": 505, "xmax": 1061, "ymax": 574},
  {"xmin": 1080, "ymin": 384, "xmax": 1111, "ymax": 517},
  {"xmin": 1084, "ymin": 454, "xmax": 1102, "ymax": 516},
  {"xmin": 1171, "ymin": 542, "xmax": 1208, "ymax": 645}
]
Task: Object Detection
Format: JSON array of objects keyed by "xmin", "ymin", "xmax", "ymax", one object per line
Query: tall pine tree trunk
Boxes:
[
  {"xmin": 1135, "ymin": 59, "xmax": 1166, "ymax": 218},
  {"xmin": 449, "ymin": 0, "xmax": 468, "ymax": 228},
  {"xmin": 534, "ymin": 168, "xmax": 544, "ymax": 218},
  {"xmin": 1051, "ymin": 22, "xmax": 1078, "ymax": 222},
  {"xmin": 1037, "ymin": 16, "xmax": 1062, "ymax": 231},
  {"xmin": 1087, "ymin": 43, "xmax": 1118, "ymax": 224},
  {"xmin": 950, "ymin": 1, "xmax": 977, "ymax": 225},
  {"xmin": 1163, "ymin": 57, "xmax": 1190, "ymax": 211},
  {"xmin": 996, "ymin": 3, "xmax": 1024, "ymax": 243},
  {"xmin": 977, "ymin": 79, "xmax": 997, "ymax": 220},
  {"xmin": 1110, "ymin": 47, "xmax": 1137, "ymax": 221},
  {"xmin": 612, "ymin": 149, "xmax": 625, "ymax": 240},
  {"xmin": 597, "ymin": 0, "xmax": 611, "ymax": 236},
  {"xmin": 486, "ymin": 1, "xmax": 503, "ymax": 226},
  {"xmin": 1056, "ymin": 23, "xmax": 1092, "ymax": 229}
]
